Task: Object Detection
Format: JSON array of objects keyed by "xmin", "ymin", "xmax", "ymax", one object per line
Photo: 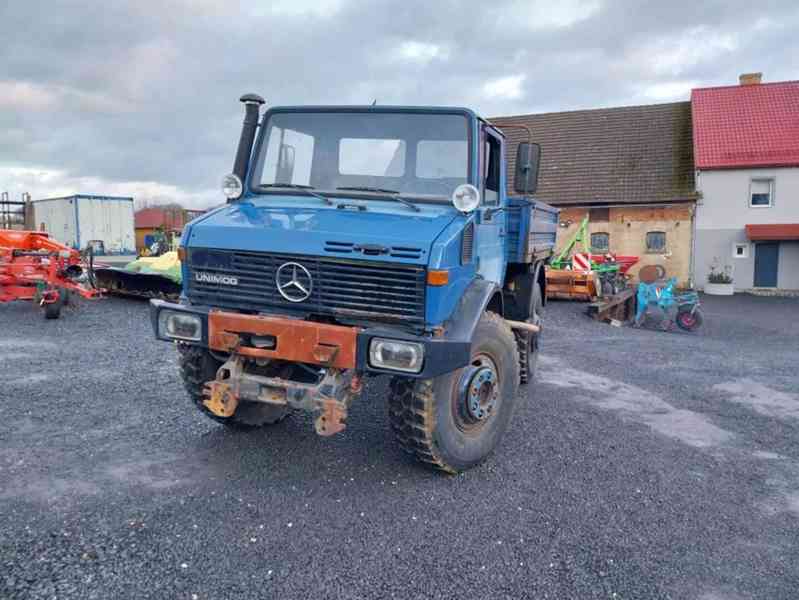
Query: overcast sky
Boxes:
[{"xmin": 1, "ymin": 1, "xmax": 797, "ymax": 208}]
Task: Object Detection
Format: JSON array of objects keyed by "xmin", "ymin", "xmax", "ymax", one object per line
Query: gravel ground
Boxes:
[{"xmin": 1, "ymin": 293, "xmax": 798, "ymax": 599}]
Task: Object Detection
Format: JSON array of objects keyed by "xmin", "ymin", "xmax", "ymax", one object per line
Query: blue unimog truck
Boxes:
[{"xmin": 151, "ymin": 95, "xmax": 558, "ymax": 473}]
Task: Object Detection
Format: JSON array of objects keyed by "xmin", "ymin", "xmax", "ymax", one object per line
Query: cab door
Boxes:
[{"xmin": 475, "ymin": 126, "xmax": 506, "ymax": 285}]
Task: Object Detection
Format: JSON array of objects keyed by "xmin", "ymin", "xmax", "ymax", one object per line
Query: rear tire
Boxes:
[
  {"xmin": 388, "ymin": 312, "xmax": 519, "ymax": 473},
  {"xmin": 177, "ymin": 344, "xmax": 288, "ymax": 428},
  {"xmin": 516, "ymin": 282, "xmax": 542, "ymax": 385}
]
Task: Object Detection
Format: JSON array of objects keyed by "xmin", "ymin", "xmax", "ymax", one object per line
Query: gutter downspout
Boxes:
[
  {"xmin": 689, "ymin": 203, "xmax": 696, "ymax": 289},
  {"xmin": 690, "ymin": 169, "xmax": 701, "ymax": 290}
]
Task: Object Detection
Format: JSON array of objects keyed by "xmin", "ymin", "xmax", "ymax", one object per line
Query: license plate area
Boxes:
[{"xmin": 207, "ymin": 311, "xmax": 359, "ymax": 369}]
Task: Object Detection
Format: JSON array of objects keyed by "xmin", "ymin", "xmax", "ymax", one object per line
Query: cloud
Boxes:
[
  {"xmin": 0, "ymin": 165, "xmax": 219, "ymax": 210},
  {"xmin": 394, "ymin": 41, "xmax": 448, "ymax": 64},
  {"xmin": 0, "ymin": 1, "xmax": 797, "ymax": 208},
  {"xmin": 483, "ymin": 75, "xmax": 526, "ymax": 100},
  {"xmin": 639, "ymin": 81, "xmax": 702, "ymax": 102}
]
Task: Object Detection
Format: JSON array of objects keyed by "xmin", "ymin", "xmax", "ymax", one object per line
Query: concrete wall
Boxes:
[
  {"xmin": 694, "ymin": 228, "xmax": 754, "ymax": 288},
  {"xmin": 556, "ymin": 203, "xmax": 694, "ymax": 287},
  {"xmin": 696, "ymin": 168, "xmax": 799, "ymax": 229},
  {"xmin": 32, "ymin": 198, "xmax": 79, "ymax": 248},
  {"xmin": 696, "ymin": 167, "xmax": 799, "ymax": 290},
  {"xmin": 779, "ymin": 242, "xmax": 799, "ymax": 289}
]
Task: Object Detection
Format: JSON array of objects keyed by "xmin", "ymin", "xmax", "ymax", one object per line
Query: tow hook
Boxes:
[
  {"xmin": 202, "ymin": 356, "xmax": 363, "ymax": 437},
  {"xmin": 203, "ymin": 380, "xmax": 240, "ymax": 417},
  {"xmin": 317, "ymin": 373, "xmax": 363, "ymax": 436},
  {"xmin": 203, "ymin": 357, "xmax": 244, "ymax": 417}
]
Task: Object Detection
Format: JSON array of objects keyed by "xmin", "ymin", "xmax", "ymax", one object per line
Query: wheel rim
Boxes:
[{"xmin": 453, "ymin": 354, "xmax": 500, "ymax": 434}]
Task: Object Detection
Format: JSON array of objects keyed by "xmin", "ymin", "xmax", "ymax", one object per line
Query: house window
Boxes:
[
  {"xmin": 733, "ymin": 243, "xmax": 749, "ymax": 259},
  {"xmin": 590, "ymin": 232, "xmax": 609, "ymax": 252},
  {"xmin": 646, "ymin": 231, "xmax": 666, "ymax": 252},
  {"xmin": 750, "ymin": 179, "xmax": 774, "ymax": 207}
]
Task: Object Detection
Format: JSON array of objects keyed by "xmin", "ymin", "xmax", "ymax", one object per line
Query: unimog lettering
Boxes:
[{"xmin": 194, "ymin": 272, "xmax": 239, "ymax": 286}]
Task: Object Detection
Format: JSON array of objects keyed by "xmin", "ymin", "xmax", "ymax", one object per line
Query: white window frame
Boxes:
[
  {"xmin": 749, "ymin": 178, "xmax": 774, "ymax": 208},
  {"xmin": 733, "ymin": 243, "xmax": 749, "ymax": 259}
]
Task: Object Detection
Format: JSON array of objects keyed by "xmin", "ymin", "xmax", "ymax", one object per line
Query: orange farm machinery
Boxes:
[{"xmin": 0, "ymin": 230, "xmax": 102, "ymax": 319}]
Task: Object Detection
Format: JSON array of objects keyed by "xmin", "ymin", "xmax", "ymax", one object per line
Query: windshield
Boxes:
[{"xmin": 252, "ymin": 111, "xmax": 470, "ymax": 199}]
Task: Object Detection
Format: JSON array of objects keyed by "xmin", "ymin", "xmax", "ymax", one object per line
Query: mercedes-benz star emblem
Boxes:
[{"xmin": 275, "ymin": 262, "xmax": 313, "ymax": 302}]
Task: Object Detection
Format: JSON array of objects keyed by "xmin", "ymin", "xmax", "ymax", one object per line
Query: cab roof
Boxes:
[{"xmin": 264, "ymin": 105, "xmax": 505, "ymax": 138}]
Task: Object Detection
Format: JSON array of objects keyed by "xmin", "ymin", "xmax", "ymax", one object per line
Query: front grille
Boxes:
[
  {"xmin": 461, "ymin": 221, "xmax": 474, "ymax": 264},
  {"xmin": 187, "ymin": 248, "xmax": 426, "ymax": 325}
]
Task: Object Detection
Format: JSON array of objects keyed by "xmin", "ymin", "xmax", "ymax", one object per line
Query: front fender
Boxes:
[{"xmin": 442, "ymin": 278, "xmax": 502, "ymax": 346}]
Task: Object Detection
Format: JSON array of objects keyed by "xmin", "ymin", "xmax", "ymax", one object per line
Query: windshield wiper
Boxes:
[
  {"xmin": 335, "ymin": 186, "xmax": 420, "ymax": 212},
  {"xmin": 259, "ymin": 183, "xmax": 333, "ymax": 205}
]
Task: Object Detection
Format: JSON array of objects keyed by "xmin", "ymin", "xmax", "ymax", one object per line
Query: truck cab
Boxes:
[{"xmin": 151, "ymin": 96, "xmax": 557, "ymax": 473}]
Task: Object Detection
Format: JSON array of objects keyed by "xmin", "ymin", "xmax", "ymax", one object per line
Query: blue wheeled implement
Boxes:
[{"xmin": 634, "ymin": 265, "xmax": 703, "ymax": 332}]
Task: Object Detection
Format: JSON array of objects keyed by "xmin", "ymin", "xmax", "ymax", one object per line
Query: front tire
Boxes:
[
  {"xmin": 177, "ymin": 345, "xmax": 288, "ymax": 428},
  {"xmin": 388, "ymin": 312, "xmax": 520, "ymax": 473}
]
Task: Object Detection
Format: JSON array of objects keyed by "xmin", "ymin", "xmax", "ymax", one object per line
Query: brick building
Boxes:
[
  {"xmin": 492, "ymin": 102, "xmax": 698, "ymax": 286},
  {"xmin": 134, "ymin": 206, "xmax": 205, "ymax": 253}
]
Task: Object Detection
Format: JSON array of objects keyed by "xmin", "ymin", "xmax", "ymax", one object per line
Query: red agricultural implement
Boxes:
[{"xmin": 0, "ymin": 229, "xmax": 102, "ymax": 319}]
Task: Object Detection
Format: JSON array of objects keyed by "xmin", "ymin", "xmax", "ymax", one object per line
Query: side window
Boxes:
[
  {"xmin": 646, "ymin": 231, "xmax": 666, "ymax": 252},
  {"xmin": 482, "ymin": 131, "xmax": 501, "ymax": 205},
  {"xmin": 750, "ymin": 178, "xmax": 773, "ymax": 207},
  {"xmin": 591, "ymin": 232, "xmax": 609, "ymax": 252}
]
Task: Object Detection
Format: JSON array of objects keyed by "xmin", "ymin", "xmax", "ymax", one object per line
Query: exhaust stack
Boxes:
[{"xmin": 232, "ymin": 93, "xmax": 266, "ymax": 185}]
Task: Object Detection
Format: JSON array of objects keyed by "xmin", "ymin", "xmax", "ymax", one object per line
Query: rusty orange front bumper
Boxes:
[{"xmin": 207, "ymin": 310, "xmax": 360, "ymax": 369}]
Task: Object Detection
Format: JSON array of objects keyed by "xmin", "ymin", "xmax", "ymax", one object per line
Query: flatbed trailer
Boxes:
[{"xmin": 586, "ymin": 287, "xmax": 636, "ymax": 322}]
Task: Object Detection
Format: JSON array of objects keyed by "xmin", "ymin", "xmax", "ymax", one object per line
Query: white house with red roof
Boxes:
[{"xmin": 692, "ymin": 73, "xmax": 799, "ymax": 291}]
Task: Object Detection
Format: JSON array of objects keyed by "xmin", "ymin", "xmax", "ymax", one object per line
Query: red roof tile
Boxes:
[
  {"xmin": 691, "ymin": 81, "xmax": 799, "ymax": 169},
  {"xmin": 745, "ymin": 224, "xmax": 799, "ymax": 241}
]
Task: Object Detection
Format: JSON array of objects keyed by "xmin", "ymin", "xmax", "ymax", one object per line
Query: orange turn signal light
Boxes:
[
  {"xmin": 427, "ymin": 269, "xmax": 449, "ymax": 286},
  {"xmin": 177, "ymin": 247, "xmax": 187, "ymax": 262}
]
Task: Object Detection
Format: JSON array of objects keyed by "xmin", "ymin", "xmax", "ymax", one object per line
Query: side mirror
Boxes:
[
  {"xmin": 275, "ymin": 144, "xmax": 295, "ymax": 184},
  {"xmin": 514, "ymin": 142, "xmax": 541, "ymax": 194}
]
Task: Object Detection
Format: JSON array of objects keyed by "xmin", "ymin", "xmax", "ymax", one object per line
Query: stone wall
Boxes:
[{"xmin": 554, "ymin": 203, "xmax": 695, "ymax": 286}]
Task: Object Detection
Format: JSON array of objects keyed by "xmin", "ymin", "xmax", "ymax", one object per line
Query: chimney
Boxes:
[{"xmin": 739, "ymin": 72, "xmax": 762, "ymax": 86}]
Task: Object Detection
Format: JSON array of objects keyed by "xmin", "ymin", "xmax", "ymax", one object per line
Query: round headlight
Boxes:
[
  {"xmin": 222, "ymin": 173, "xmax": 243, "ymax": 199},
  {"xmin": 452, "ymin": 184, "xmax": 480, "ymax": 213}
]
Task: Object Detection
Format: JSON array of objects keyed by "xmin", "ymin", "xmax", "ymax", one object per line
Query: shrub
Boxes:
[{"xmin": 707, "ymin": 259, "xmax": 733, "ymax": 284}]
